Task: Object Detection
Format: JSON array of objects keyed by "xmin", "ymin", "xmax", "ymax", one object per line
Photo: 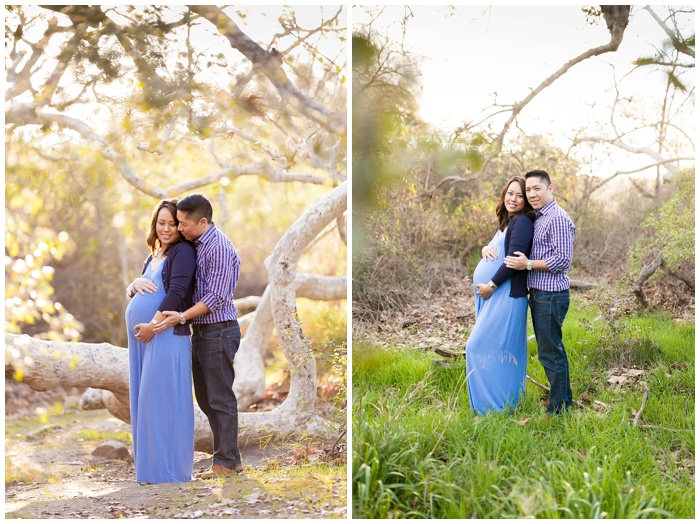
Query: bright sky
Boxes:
[{"xmin": 353, "ymin": 5, "xmax": 695, "ymax": 178}]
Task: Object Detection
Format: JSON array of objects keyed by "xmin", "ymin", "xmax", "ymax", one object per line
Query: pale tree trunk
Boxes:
[
  {"xmin": 261, "ymin": 181, "xmax": 347, "ymax": 427},
  {"xmin": 235, "ymin": 274, "xmax": 346, "ymax": 409}
]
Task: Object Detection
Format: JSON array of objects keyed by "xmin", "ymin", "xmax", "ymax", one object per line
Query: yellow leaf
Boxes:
[{"xmin": 13, "ymin": 369, "xmax": 24, "ymax": 382}]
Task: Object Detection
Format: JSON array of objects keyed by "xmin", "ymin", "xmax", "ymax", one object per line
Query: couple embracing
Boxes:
[
  {"xmin": 466, "ymin": 169, "xmax": 576, "ymax": 416},
  {"xmin": 125, "ymin": 193, "xmax": 243, "ymax": 484}
]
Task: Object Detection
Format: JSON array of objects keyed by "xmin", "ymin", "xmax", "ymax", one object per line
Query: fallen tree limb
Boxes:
[
  {"xmin": 526, "ymin": 375, "xmax": 586, "ymax": 410},
  {"xmin": 569, "ymin": 279, "xmax": 597, "ymax": 290},
  {"xmin": 632, "ymin": 381, "xmax": 649, "ymax": 427},
  {"xmin": 631, "ymin": 252, "xmax": 665, "ymax": 307},
  {"xmin": 662, "ymin": 266, "xmax": 695, "ymax": 290}
]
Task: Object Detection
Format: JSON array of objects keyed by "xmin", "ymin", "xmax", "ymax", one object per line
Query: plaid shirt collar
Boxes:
[
  {"xmin": 194, "ymin": 222, "xmax": 217, "ymax": 247},
  {"xmin": 536, "ymin": 199, "xmax": 557, "ymax": 218}
]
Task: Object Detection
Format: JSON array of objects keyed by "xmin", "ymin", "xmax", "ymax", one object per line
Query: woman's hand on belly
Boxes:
[
  {"xmin": 481, "ymin": 245, "xmax": 498, "ymax": 260},
  {"xmin": 131, "ymin": 278, "xmax": 157, "ymax": 296},
  {"xmin": 475, "ymin": 283, "xmax": 495, "ymax": 299},
  {"xmin": 134, "ymin": 322, "xmax": 156, "ymax": 343}
]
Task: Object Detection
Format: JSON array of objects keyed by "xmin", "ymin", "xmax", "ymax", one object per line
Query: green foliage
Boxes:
[
  {"xmin": 78, "ymin": 429, "xmax": 133, "ymax": 444},
  {"xmin": 298, "ymin": 298, "xmax": 348, "ymax": 422},
  {"xmin": 577, "ymin": 286, "xmax": 662, "ymax": 368},
  {"xmin": 352, "ymin": 35, "xmax": 376, "ymax": 64},
  {"xmin": 352, "ymin": 27, "xmax": 423, "ymax": 229},
  {"xmin": 352, "ymin": 130, "xmax": 608, "ymax": 324},
  {"xmin": 628, "ymin": 169, "xmax": 695, "ymax": 277},
  {"xmin": 352, "ymin": 306, "xmax": 695, "ymax": 518},
  {"xmin": 5, "ymin": 187, "xmax": 83, "ymax": 342}
]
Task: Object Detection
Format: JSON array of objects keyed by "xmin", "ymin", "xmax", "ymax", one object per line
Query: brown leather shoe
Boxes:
[{"xmin": 195, "ymin": 463, "xmax": 243, "ymax": 479}]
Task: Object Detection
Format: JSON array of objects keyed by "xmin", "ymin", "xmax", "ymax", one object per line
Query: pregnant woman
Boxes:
[
  {"xmin": 465, "ymin": 176, "xmax": 535, "ymax": 415},
  {"xmin": 125, "ymin": 199, "xmax": 196, "ymax": 484}
]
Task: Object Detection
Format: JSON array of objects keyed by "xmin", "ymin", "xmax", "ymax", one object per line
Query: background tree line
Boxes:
[{"xmin": 352, "ymin": 5, "xmax": 694, "ymax": 322}]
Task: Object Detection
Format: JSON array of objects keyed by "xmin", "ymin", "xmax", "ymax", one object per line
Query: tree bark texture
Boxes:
[
  {"xmin": 266, "ymin": 181, "xmax": 347, "ymax": 417},
  {"xmin": 631, "ymin": 252, "xmax": 665, "ymax": 307}
]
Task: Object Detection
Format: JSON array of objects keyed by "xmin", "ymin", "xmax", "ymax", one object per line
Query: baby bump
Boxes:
[
  {"xmin": 472, "ymin": 257, "xmax": 503, "ymax": 286},
  {"xmin": 125, "ymin": 291, "xmax": 164, "ymax": 328}
]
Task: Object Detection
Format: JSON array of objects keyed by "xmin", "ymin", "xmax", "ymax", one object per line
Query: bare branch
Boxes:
[
  {"xmin": 662, "ymin": 265, "xmax": 695, "ymax": 290},
  {"xmin": 632, "ymin": 252, "xmax": 665, "ymax": 307},
  {"xmin": 632, "ymin": 381, "xmax": 649, "ymax": 427},
  {"xmin": 644, "ymin": 6, "xmax": 695, "ymax": 59},
  {"xmin": 5, "ymin": 20, "xmax": 72, "ymax": 101},
  {"xmin": 7, "ymin": 105, "xmax": 107, "ymax": 144},
  {"xmin": 34, "ymin": 31, "xmax": 85, "ymax": 109},
  {"xmin": 431, "ymin": 6, "xmax": 632, "ymax": 192},
  {"xmin": 572, "ymin": 135, "xmax": 694, "ymax": 183},
  {"xmin": 266, "ymin": 182, "xmax": 347, "ymax": 412},
  {"xmin": 189, "ymin": 5, "xmax": 346, "ymax": 136},
  {"xmin": 6, "ymin": 106, "xmax": 327, "ymax": 199},
  {"xmin": 275, "ymin": 5, "xmax": 344, "ymax": 62}
]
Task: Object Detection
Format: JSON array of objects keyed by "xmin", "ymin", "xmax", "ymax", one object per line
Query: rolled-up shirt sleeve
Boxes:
[
  {"xmin": 543, "ymin": 215, "xmax": 575, "ymax": 274},
  {"xmin": 200, "ymin": 242, "xmax": 240, "ymax": 312}
]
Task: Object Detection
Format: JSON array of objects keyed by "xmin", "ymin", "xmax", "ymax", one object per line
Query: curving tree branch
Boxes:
[
  {"xmin": 644, "ymin": 6, "xmax": 695, "ymax": 59},
  {"xmin": 432, "ymin": 5, "xmax": 632, "ymax": 193},
  {"xmin": 188, "ymin": 5, "xmax": 346, "ymax": 136}
]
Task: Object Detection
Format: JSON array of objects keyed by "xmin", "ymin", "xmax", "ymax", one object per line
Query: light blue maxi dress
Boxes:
[
  {"xmin": 465, "ymin": 227, "xmax": 528, "ymax": 415},
  {"xmin": 125, "ymin": 260, "xmax": 194, "ymax": 483}
]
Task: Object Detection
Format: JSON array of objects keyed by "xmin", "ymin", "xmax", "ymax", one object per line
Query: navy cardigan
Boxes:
[
  {"xmin": 490, "ymin": 214, "xmax": 534, "ymax": 298},
  {"xmin": 140, "ymin": 241, "xmax": 196, "ymax": 336}
]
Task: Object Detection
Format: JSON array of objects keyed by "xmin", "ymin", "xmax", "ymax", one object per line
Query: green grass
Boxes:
[
  {"xmin": 352, "ymin": 304, "xmax": 694, "ymax": 518},
  {"xmin": 78, "ymin": 429, "xmax": 133, "ymax": 444}
]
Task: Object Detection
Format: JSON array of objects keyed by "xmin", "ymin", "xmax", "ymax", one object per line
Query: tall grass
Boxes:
[{"xmin": 352, "ymin": 305, "xmax": 694, "ymax": 518}]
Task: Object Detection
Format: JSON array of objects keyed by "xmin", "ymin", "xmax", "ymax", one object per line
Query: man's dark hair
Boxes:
[
  {"xmin": 525, "ymin": 169, "xmax": 551, "ymax": 186},
  {"xmin": 177, "ymin": 193, "xmax": 213, "ymax": 224}
]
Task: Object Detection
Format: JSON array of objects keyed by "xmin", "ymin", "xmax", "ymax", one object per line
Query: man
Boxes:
[
  {"xmin": 504, "ymin": 170, "xmax": 575, "ymax": 414},
  {"xmin": 154, "ymin": 193, "xmax": 243, "ymax": 477}
]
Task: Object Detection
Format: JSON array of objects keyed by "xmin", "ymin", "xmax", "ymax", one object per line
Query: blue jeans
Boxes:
[
  {"xmin": 191, "ymin": 320, "xmax": 241, "ymax": 468},
  {"xmin": 529, "ymin": 289, "xmax": 572, "ymax": 413}
]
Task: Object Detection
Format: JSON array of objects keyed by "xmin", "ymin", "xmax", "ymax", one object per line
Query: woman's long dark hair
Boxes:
[
  {"xmin": 146, "ymin": 199, "xmax": 182, "ymax": 257},
  {"xmin": 495, "ymin": 176, "xmax": 535, "ymax": 231}
]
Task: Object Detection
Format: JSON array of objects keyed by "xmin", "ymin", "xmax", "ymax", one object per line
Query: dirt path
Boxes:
[
  {"xmin": 5, "ymin": 388, "xmax": 346, "ymax": 519},
  {"xmin": 353, "ymin": 280, "xmax": 477, "ymax": 355}
]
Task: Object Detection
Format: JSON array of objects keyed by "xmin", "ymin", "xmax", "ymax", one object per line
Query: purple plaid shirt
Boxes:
[
  {"xmin": 192, "ymin": 223, "xmax": 240, "ymax": 324},
  {"xmin": 527, "ymin": 199, "xmax": 575, "ymax": 292}
]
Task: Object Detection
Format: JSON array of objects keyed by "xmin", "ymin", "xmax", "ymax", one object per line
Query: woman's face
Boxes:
[
  {"xmin": 505, "ymin": 181, "xmax": 526, "ymax": 216},
  {"xmin": 156, "ymin": 207, "xmax": 180, "ymax": 249}
]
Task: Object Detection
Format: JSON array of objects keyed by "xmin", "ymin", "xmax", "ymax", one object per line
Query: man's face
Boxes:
[
  {"xmin": 176, "ymin": 210, "xmax": 206, "ymax": 241},
  {"xmin": 525, "ymin": 176, "xmax": 554, "ymax": 211}
]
